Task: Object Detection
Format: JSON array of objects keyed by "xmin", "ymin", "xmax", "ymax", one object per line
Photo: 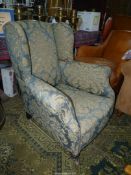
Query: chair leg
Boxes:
[
  {"xmin": 74, "ymin": 156, "xmax": 80, "ymax": 165},
  {"xmin": 70, "ymin": 153, "xmax": 80, "ymax": 165},
  {"xmin": 26, "ymin": 112, "xmax": 32, "ymax": 119}
]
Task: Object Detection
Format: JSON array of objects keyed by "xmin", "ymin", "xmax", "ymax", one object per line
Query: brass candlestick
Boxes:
[
  {"xmin": 14, "ymin": 4, "xmax": 27, "ymax": 21},
  {"xmin": 33, "ymin": 5, "xmax": 46, "ymax": 21},
  {"xmin": 70, "ymin": 9, "xmax": 78, "ymax": 31}
]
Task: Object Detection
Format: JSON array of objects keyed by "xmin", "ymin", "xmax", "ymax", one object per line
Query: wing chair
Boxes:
[{"xmin": 4, "ymin": 21, "xmax": 115, "ymax": 160}]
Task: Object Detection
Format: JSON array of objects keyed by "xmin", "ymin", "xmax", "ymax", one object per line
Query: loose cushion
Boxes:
[
  {"xmin": 19, "ymin": 21, "xmax": 60, "ymax": 86},
  {"xmin": 60, "ymin": 61, "xmax": 112, "ymax": 96},
  {"xmin": 53, "ymin": 22, "xmax": 74, "ymax": 61}
]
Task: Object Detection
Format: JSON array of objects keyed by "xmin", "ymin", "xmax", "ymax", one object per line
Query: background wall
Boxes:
[
  {"xmin": 73, "ymin": 0, "xmax": 106, "ymax": 13},
  {"xmin": 73, "ymin": 0, "xmax": 131, "ymax": 16},
  {"xmin": 107, "ymin": 0, "xmax": 131, "ymax": 16}
]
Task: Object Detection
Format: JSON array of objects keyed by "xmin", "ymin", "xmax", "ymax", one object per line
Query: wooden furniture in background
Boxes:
[
  {"xmin": 112, "ymin": 15, "xmax": 131, "ymax": 30},
  {"xmin": 116, "ymin": 61, "xmax": 131, "ymax": 115},
  {"xmin": 75, "ymin": 30, "xmax": 131, "ymax": 94}
]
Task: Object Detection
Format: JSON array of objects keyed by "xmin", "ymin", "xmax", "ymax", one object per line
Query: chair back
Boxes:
[
  {"xmin": 4, "ymin": 21, "xmax": 74, "ymax": 85},
  {"xmin": 18, "ymin": 21, "xmax": 60, "ymax": 85}
]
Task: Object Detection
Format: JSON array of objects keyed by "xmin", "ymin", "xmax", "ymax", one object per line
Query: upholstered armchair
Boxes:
[
  {"xmin": 75, "ymin": 30, "xmax": 131, "ymax": 94},
  {"xmin": 4, "ymin": 21, "xmax": 115, "ymax": 160}
]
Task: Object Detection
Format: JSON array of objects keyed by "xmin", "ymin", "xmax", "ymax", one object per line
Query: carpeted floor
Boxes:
[{"xmin": 0, "ymin": 96, "xmax": 131, "ymax": 175}]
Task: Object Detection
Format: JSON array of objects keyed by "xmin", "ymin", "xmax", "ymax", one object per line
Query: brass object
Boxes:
[
  {"xmin": 47, "ymin": 0, "xmax": 72, "ymax": 18},
  {"xmin": 58, "ymin": 8, "xmax": 63, "ymax": 22},
  {"xmin": 57, "ymin": 8, "xmax": 67, "ymax": 22},
  {"xmin": 14, "ymin": 4, "xmax": 27, "ymax": 21},
  {"xmin": 70, "ymin": 9, "xmax": 78, "ymax": 31},
  {"xmin": 26, "ymin": 8, "xmax": 34, "ymax": 20},
  {"xmin": 33, "ymin": 5, "xmax": 46, "ymax": 21}
]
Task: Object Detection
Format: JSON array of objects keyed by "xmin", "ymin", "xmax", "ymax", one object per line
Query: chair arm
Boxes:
[
  {"xmin": 20, "ymin": 75, "xmax": 81, "ymax": 156},
  {"xmin": 59, "ymin": 60, "xmax": 115, "ymax": 99},
  {"xmin": 25, "ymin": 76, "xmax": 78, "ymax": 124},
  {"xmin": 76, "ymin": 45, "xmax": 104, "ymax": 59}
]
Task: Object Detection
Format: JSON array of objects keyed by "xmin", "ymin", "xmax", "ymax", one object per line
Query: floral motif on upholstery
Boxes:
[
  {"xmin": 56, "ymin": 84, "xmax": 114, "ymax": 148},
  {"xmin": 60, "ymin": 61, "xmax": 114, "ymax": 97},
  {"xmin": 4, "ymin": 22, "xmax": 31, "ymax": 80},
  {"xmin": 53, "ymin": 22, "xmax": 74, "ymax": 61},
  {"xmin": 18, "ymin": 21, "xmax": 60, "ymax": 86},
  {"xmin": 17, "ymin": 77, "xmax": 81, "ymax": 156},
  {"xmin": 4, "ymin": 20, "xmax": 115, "ymax": 157}
]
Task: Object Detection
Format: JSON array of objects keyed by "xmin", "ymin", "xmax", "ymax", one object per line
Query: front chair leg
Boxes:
[
  {"xmin": 70, "ymin": 153, "xmax": 80, "ymax": 165},
  {"xmin": 26, "ymin": 112, "xmax": 32, "ymax": 119}
]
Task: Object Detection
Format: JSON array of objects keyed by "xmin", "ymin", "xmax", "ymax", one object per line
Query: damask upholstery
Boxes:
[
  {"xmin": 4, "ymin": 21, "xmax": 115, "ymax": 158},
  {"xmin": 59, "ymin": 61, "xmax": 114, "ymax": 96},
  {"xmin": 18, "ymin": 21, "xmax": 60, "ymax": 86},
  {"xmin": 53, "ymin": 23, "xmax": 74, "ymax": 61}
]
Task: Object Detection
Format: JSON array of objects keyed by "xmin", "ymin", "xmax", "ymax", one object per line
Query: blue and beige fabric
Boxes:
[{"xmin": 4, "ymin": 20, "xmax": 115, "ymax": 157}]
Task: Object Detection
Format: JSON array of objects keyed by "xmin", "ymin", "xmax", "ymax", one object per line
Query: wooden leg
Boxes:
[
  {"xmin": 26, "ymin": 112, "xmax": 32, "ymax": 119},
  {"xmin": 70, "ymin": 153, "xmax": 80, "ymax": 165},
  {"xmin": 115, "ymin": 109, "xmax": 123, "ymax": 117}
]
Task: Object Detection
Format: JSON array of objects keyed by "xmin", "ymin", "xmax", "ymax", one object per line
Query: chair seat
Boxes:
[{"xmin": 56, "ymin": 83, "xmax": 113, "ymax": 148}]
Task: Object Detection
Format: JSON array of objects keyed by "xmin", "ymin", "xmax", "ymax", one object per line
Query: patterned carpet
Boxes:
[{"xmin": 0, "ymin": 96, "xmax": 131, "ymax": 175}]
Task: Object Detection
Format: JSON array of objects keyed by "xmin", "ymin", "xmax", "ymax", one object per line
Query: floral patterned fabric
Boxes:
[
  {"xmin": 17, "ymin": 77, "xmax": 81, "ymax": 156},
  {"xmin": 53, "ymin": 22, "xmax": 74, "ymax": 61},
  {"xmin": 18, "ymin": 21, "xmax": 60, "ymax": 86},
  {"xmin": 56, "ymin": 84, "xmax": 114, "ymax": 149},
  {"xmin": 59, "ymin": 60, "xmax": 114, "ymax": 97},
  {"xmin": 4, "ymin": 20, "xmax": 115, "ymax": 157},
  {"xmin": 3, "ymin": 22, "xmax": 31, "ymax": 80}
]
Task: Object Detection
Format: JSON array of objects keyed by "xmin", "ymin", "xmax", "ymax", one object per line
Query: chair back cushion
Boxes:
[
  {"xmin": 53, "ymin": 22, "xmax": 74, "ymax": 61},
  {"xmin": 19, "ymin": 21, "xmax": 60, "ymax": 86}
]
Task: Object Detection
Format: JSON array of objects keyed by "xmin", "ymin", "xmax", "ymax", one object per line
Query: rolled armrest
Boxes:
[
  {"xmin": 18, "ymin": 75, "xmax": 81, "ymax": 156},
  {"xmin": 24, "ymin": 76, "xmax": 78, "ymax": 124}
]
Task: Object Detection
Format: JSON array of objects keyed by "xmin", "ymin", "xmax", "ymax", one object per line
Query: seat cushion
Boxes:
[
  {"xmin": 18, "ymin": 21, "xmax": 60, "ymax": 86},
  {"xmin": 56, "ymin": 83, "xmax": 114, "ymax": 148},
  {"xmin": 53, "ymin": 23, "xmax": 74, "ymax": 61}
]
